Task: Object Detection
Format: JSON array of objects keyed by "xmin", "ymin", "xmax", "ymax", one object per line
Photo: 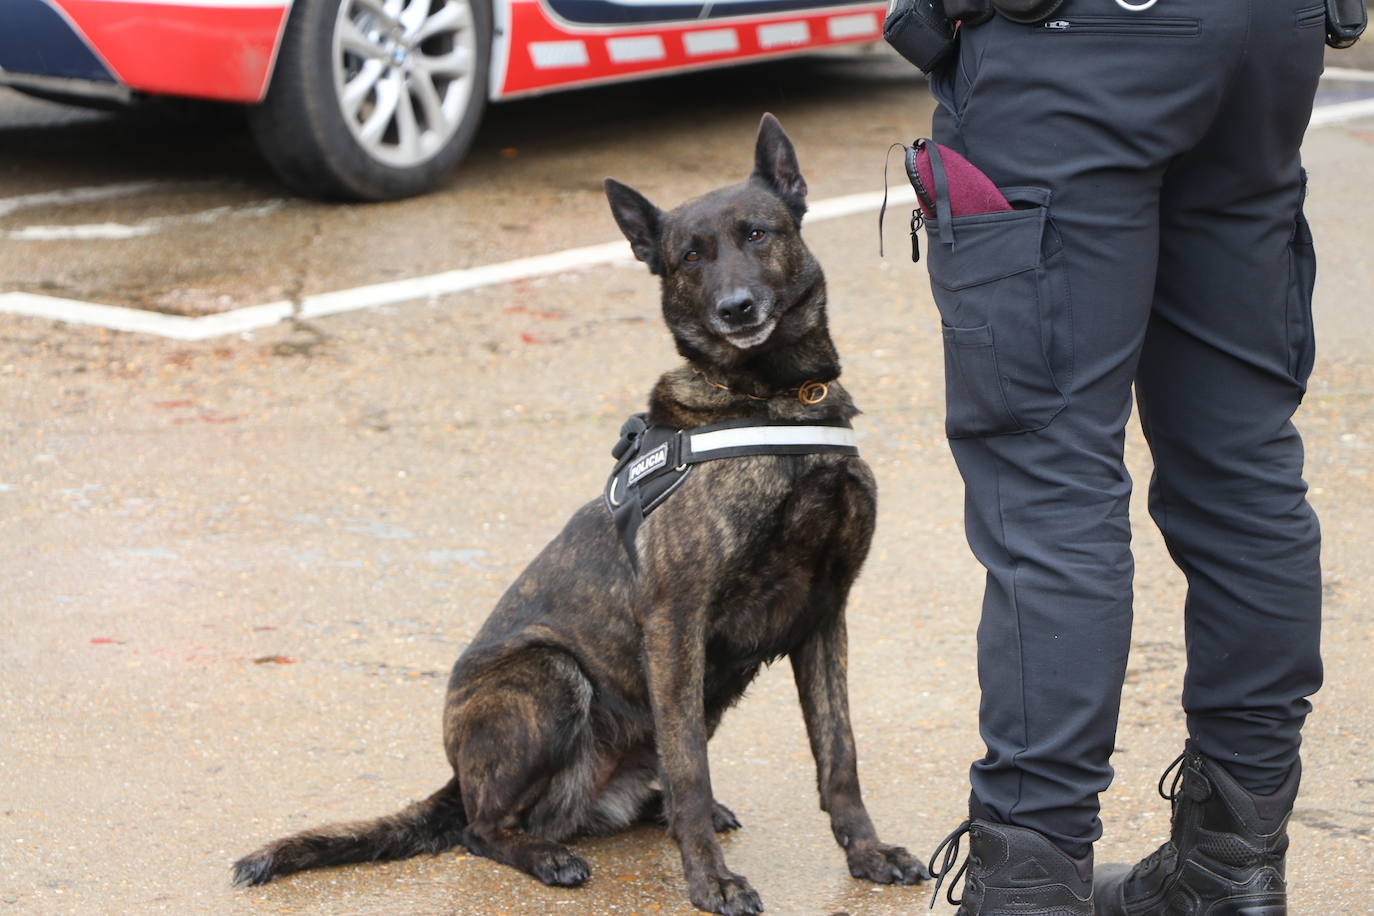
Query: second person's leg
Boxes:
[{"xmin": 926, "ymin": 0, "xmax": 1249, "ymax": 857}]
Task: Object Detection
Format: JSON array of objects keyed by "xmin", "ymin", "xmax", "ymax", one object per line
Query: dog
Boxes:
[{"xmin": 232, "ymin": 113, "xmax": 928, "ymax": 916}]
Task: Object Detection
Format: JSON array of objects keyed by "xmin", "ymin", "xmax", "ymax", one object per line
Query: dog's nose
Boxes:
[{"xmin": 715, "ymin": 291, "xmax": 755, "ymax": 325}]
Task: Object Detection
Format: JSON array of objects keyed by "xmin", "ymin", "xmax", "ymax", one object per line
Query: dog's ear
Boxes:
[
  {"xmin": 604, "ymin": 178, "xmax": 665, "ymax": 275},
  {"xmin": 750, "ymin": 112, "xmax": 807, "ymax": 223}
]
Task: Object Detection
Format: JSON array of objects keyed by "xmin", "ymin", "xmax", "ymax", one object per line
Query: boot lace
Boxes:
[
  {"xmin": 1157, "ymin": 750, "xmax": 1188, "ymax": 802},
  {"xmin": 927, "ymin": 819, "xmax": 974, "ymax": 909},
  {"xmin": 1158, "ymin": 748, "xmax": 1212, "ymax": 804},
  {"xmin": 1134, "ymin": 749, "xmax": 1205, "ymax": 879},
  {"xmin": 1134, "ymin": 836, "xmax": 1176, "ymax": 878}
]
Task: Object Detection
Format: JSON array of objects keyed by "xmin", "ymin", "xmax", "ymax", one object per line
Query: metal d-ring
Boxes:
[
  {"xmin": 1115, "ymin": 0, "xmax": 1159, "ymax": 9},
  {"xmin": 797, "ymin": 381, "xmax": 830, "ymax": 406},
  {"xmin": 608, "ymin": 476, "xmax": 623, "ymax": 507}
]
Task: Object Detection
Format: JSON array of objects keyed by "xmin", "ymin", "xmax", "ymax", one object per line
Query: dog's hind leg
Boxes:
[
  {"xmin": 583, "ymin": 744, "xmax": 739, "ymax": 837},
  {"xmin": 460, "ymin": 821, "xmax": 591, "ymax": 887},
  {"xmin": 446, "ymin": 648, "xmax": 597, "ymax": 887},
  {"xmin": 637, "ymin": 791, "xmax": 741, "ymax": 833}
]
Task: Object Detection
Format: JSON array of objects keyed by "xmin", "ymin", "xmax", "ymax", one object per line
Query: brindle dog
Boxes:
[{"xmin": 232, "ymin": 113, "xmax": 928, "ymax": 915}]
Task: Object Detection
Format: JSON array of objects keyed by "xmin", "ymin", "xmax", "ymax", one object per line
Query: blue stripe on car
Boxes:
[
  {"xmin": 544, "ymin": 0, "xmax": 866, "ymax": 26},
  {"xmin": 0, "ymin": 0, "xmax": 116, "ymax": 82}
]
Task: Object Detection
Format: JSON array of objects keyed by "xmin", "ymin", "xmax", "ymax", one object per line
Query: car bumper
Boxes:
[{"xmin": 0, "ymin": 0, "xmax": 290, "ymax": 103}]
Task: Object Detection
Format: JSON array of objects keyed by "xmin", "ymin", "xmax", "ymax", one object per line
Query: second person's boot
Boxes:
[{"xmin": 1094, "ymin": 741, "xmax": 1297, "ymax": 915}]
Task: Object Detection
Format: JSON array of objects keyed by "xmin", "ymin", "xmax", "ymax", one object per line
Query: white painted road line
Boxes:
[
  {"xmin": 1323, "ymin": 66, "xmax": 1374, "ymax": 83},
  {"xmin": 0, "ymin": 191, "xmax": 899, "ymax": 340},
  {"xmin": 294, "ymin": 240, "xmax": 634, "ymax": 320},
  {"xmin": 1309, "ymin": 97, "xmax": 1374, "ymax": 128},
  {"xmin": 1, "ymin": 85, "xmax": 1371, "ymax": 342},
  {"xmin": 0, "ymin": 180, "xmax": 195, "ymax": 219},
  {"xmin": 7, "ymin": 200, "xmax": 285, "ymax": 241},
  {"xmin": 0, "ymin": 293, "xmax": 295, "ymax": 342}
]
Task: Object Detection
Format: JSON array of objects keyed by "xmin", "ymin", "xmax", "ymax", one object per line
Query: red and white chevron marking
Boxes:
[{"xmin": 495, "ymin": 1, "xmax": 884, "ymax": 98}]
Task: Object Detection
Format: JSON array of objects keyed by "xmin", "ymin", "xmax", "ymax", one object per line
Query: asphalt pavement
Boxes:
[{"xmin": 1, "ymin": 45, "xmax": 1372, "ymax": 915}]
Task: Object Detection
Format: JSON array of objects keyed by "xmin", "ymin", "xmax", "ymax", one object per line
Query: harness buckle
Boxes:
[{"xmin": 674, "ymin": 430, "xmax": 688, "ymax": 471}]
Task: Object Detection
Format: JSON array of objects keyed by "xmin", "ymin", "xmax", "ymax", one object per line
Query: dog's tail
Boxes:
[{"xmin": 232, "ymin": 776, "xmax": 467, "ymax": 886}]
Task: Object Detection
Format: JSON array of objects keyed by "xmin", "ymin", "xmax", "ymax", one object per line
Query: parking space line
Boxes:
[
  {"xmin": 0, "ymin": 187, "xmax": 898, "ymax": 341},
  {"xmin": 7, "ymin": 200, "xmax": 286, "ymax": 241},
  {"xmin": 2, "ymin": 87, "xmax": 1370, "ymax": 342},
  {"xmin": 1323, "ymin": 66, "xmax": 1374, "ymax": 83},
  {"xmin": 1309, "ymin": 97, "xmax": 1374, "ymax": 128},
  {"xmin": 0, "ymin": 292, "xmax": 295, "ymax": 341},
  {"xmin": 0, "ymin": 180, "xmax": 189, "ymax": 219}
]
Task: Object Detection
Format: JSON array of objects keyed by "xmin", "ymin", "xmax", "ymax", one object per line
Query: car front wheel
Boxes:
[{"xmin": 249, "ymin": 0, "xmax": 491, "ymax": 200}]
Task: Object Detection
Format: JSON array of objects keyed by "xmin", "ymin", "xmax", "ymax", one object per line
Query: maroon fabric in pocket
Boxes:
[{"xmin": 913, "ymin": 141, "xmax": 1012, "ymax": 218}]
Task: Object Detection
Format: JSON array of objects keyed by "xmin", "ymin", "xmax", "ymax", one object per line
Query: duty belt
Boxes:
[{"xmin": 604, "ymin": 412, "xmax": 860, "ymax": 570}]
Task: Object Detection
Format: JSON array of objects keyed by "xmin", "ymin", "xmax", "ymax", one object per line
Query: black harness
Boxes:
[{"xmin": 603, "ymin": 412, "xmax": 860, "ymax": 569}]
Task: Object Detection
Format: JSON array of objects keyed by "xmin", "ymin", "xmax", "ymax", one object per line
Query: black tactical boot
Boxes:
[
  {"xmin": 928, "ymin": 818, "xmax": 1093, "ymax": 915},
  {"xmin": 1094, "ymin": 742, "xmax": 1298, "ymax": 915}
]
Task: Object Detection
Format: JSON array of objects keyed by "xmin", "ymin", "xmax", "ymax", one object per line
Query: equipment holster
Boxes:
[
  {"xmin": 1326, "ymin": 0, "xmax": 1367, "ymax": 48},
  {"xmin": 883, "ymin": 0, "xmax": 957, "ymax": 73}
]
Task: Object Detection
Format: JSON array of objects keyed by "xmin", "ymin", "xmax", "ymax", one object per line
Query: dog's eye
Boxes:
[
  {"xmin": 747, "ymin": 229, "xmax": 766, "ymax": 242},
  {"xmin": 684, "ymin": 250, "xmax": 700, "ymax": 263}
]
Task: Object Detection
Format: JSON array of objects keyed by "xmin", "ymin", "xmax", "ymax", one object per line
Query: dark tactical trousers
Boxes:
[{"xmin": 923, "ymin": 0, "xmax": 1325, "ymax": 852}]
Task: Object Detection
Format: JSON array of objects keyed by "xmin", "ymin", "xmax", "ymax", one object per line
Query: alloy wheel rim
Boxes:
[{"xmin": 331, "ymin": 0, "xmax": 478, "ymax": 169}]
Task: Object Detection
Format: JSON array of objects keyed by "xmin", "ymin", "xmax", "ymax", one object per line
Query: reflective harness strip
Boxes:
[
  {"xmin": 687, "ymin": 424, "xmax": 857, "ymax": 456},
  {"xmin": 604, "ymin": 413, "xmax": 860, "ymax": 571}
]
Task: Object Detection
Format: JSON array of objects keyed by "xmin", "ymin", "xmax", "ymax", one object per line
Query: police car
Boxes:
[{"xmin": 0, "ymin": 0, "xmax": 886, "ymax": 199}]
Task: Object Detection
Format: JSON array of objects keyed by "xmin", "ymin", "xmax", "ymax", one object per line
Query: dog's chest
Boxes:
[{"xmin": 697, "ymin": 454, "xmax": 876, "ymax": 664}]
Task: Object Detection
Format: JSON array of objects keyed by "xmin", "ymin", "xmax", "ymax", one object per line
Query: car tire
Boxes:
[{"xmin": 248, "ymin": 0, "xmax": 491, "ymax": 201}]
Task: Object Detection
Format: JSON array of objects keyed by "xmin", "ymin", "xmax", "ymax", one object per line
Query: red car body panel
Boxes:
[
  {"xmin": 1, "ymin": 0, "xmax": 885, "ymax": 103},
  {"xmin": 54, "ymin": 0, "xmax": 289, "ymax": 102}
]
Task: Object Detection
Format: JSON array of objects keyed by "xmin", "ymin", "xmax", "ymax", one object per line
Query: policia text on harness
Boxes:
[{"xmin": 604, "ymin": 412, "xmax": 860, "ymax": 569}]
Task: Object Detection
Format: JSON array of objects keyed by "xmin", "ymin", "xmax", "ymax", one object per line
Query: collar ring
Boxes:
[{"xmin": 797, "ymin": 381, "xmax": 829, "ymax": 405}]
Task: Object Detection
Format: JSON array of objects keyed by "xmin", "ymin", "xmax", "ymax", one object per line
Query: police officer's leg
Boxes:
[
  {"xmin": 1139, "ymin": 198, "xmax": 1322, "ymax": 792},
  {"xmin": 1093, "ymin": 6, "xmax": 1323, "ymax": 912},
  {"xmin": 920, "ymin": 4, "xmax": 1251, "ymax": 911},
  {"xmin": 1140, "ymin": 3, "xmax": 1324, "ymax": 794}
]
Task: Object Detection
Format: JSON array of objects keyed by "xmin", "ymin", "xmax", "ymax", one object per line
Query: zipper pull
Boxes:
[
  {"xmin": 910, "ymin": 209, "xmax": 923, "ymax": 263},
  {"xmin": 1044, "ymin": 19, "xmax": 1070, "ymax": 29}
]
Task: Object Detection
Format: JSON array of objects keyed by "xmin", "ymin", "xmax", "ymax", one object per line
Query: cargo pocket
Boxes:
[
  {"xmin": 925, "ymin": 185, "xmax": 1071, "ymax": 438},
  {"xmin": 1287, "ymin": 169, "xmax": 1317, "ymax": 392}
]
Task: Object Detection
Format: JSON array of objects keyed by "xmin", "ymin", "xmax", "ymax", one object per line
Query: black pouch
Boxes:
[
  {"xmin": 1326, "ymin": 0, "xmax": 1367, "ymax": 48},
  {"xmin": 883, "ymin": 0, "xmax": 956, "ymax": 73}
]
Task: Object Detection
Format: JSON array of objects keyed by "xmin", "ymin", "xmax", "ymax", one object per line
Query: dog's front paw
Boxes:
[
  {"xmin": 846, "ymin": 842, "xmax": 929, "ymax": 885},
  {"xmin": 712, "ymin": 801, "xmax": 742, "ymax": 833},
  {"xmin": 688, "ymin": 870, "xmax": 763, "ymax": 915},
  {"xmin": 531, "ymin": 848, "xmax": 591, "ymax": 887}
]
